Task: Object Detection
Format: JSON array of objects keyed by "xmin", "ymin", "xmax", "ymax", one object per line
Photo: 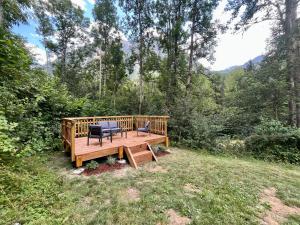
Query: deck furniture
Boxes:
[
  {"xmin": 61, "ymin": 115, "xmax": 169, "ymax": 167},
  {"xmin": 96, "ymin": 121, "xmax": 111, "ymax": 134},
  {"xmin": 108, "ymin": 121, "xmax": 124, "ymax": 137},
  {"xmin": 96, "ymin": 120, "xmax": 126, "ymax": 139},
  {"xmin": 137, "ymin": 121, "xmax": 151, "ymax": 136},
  {"xmin": 87, "ymin": 125, "xmax": 112, "ymax": 146}
]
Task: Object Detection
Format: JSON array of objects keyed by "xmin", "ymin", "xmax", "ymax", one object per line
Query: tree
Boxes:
[
  {"xmin": 0, "ymin": 0, "xmax": 31, "ymax": 29},
  {"xmin": 186, "ymin": 0, "xmax": 219, "ymax": 90},
  {"xmin": 119, "ymin": 0, "xmax": 154, "ymax": 114},
  {"xmin": 33, "ymin": 0, "xmax": 54, "ymax": 74},
  {"xmin": 46, "ymin": 0, "xmax": 89, "ymax": 83},
  {"xmin": 225, "ymin": 0, "xmax": 300, "ymax": 126},
  {"xmin": 93, "ymin": 0, "xmax": 119, "ymax": 97},
  {"xmin": 155, "ymin": 0, "xmax": 187, "ymax": 107}
]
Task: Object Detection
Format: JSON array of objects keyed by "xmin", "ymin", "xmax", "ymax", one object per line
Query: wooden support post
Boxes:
[
  {"xmin": 118, "ymin": 146, "xmax": 124, "ymax": 159},
  {"xmin": 165, "ymin": 137, "xmax": 169, "ymax": 148},
  {"xmin": 76, "ymin": 156, "xmax": 83, "ymax": 167}
]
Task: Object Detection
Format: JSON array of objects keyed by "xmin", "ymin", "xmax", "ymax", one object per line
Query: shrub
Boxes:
[
  {"xmin": 86, "ymin": 160, "xmax": 99, "ymax": 170},
  {"xmin": 216, "ymin": 138, "xmax": 245, "ymax": 156},
  {"xmin": 245, "ymin": 134, "xmax": 300, "ymax": 164},
  {"xmin": 152, "ymin": 145, "xmax": 166, "ymax": 154},
  {"xmin": 106, "ymin": 156, "xmax": 116, "ymax": 166},
  {"xmin": 255, "ymin": 119, "xmax": 296, "ymax": 135},
  {"xmin": 0, "ymin": 113, "xmax": 18, "ymax": 158}
]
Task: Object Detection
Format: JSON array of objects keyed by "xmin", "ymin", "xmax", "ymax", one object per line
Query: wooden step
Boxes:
[
  {"xmin": 124, "ymin": 142, "xmax": 158, "ymax": 169},
  {"xmin": 133, "ymin": 150, "xmax": 153, "ymax": 165},
  {"xmin": 130, "ymin": 143, "xmax": 148, "ymax": 154}
]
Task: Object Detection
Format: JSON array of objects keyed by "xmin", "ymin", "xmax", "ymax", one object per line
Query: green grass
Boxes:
[{"xmin": 1, "ymin": 148, "xmax": 300, "ymax": 225}]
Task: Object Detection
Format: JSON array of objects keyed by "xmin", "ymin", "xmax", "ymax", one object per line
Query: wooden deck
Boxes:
[
  {"xmin": 61, "ymin": 115, "xmax": 169, "ymax": 167},
  {"xmin": 74, "ymin": 131, "xmax": 168, "ymax": 167}
]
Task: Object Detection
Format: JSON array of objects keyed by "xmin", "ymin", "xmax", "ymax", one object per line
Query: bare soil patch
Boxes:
[
  {"xmin": 260, "ymin": 187, "xmax": 300, "ymax": 225},
  {"xmin": 83, "ymin": 163, "xmax": 126, "ymax": 176},
  {"xmin": 166, "ymin": 209, "xmax": 191, "ymax": 225},
  {"xmin": 124, "ymin": 188, "xmax": 140, "ymax": 202},
  {"xmin": 146, "ymin": 165, "xmax": 168, "ymax": 173},
  {"xmin": 183, "ymin": 183, "xmax": 201, "ymax": 193},
  {"xmin": 155, "ymin": 151, "xmax": 170, "ymax": 157},
  {"xmin": 112, "ymin": 166, "xmax": 133, "ymax": 178}
]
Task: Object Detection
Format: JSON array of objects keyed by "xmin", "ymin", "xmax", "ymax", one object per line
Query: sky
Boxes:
[{"xmin": 12, "ymin": 0, "xmax": 272, "ymax": 71}]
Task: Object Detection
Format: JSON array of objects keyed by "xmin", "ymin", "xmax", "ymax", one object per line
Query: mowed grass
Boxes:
[{"xmin": 1, "ymin": 148, "xmax": 300, "ymax": 225}]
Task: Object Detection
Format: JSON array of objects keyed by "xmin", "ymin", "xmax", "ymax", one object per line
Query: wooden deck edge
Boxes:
[{"xmin": 73, "ymin": 135, "xmax": 168, "ymax": 168}]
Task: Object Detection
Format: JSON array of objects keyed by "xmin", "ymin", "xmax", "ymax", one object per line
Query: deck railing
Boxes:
[{"xmin": 61, "ymin": 115, "xmax": 169, "ymax": 160}]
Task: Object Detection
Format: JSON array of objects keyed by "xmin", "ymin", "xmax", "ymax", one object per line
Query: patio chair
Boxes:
[
  {"xmin": 87, "ymin": 125, "xmax": 112, "ymax": 146},
  {"xmin": 109, "ymin": 121, "xmax": 123, "ymax": 137},
  {"xmin": 137, "ymin": 121, "xmax": 151, "ymax": 136}
]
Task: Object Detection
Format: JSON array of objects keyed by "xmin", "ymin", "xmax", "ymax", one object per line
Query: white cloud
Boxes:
[
  {"xmin": 71, "ymin": 0, "xmax": 95, "ymax": 9},
  {"xmin": 71, "ymin": 0, "xmax": 86, "ymax": 10},
  {"xmin": 205, "ymin": 0, "xmax": 272, "ymax": 71},
  {"xmin": 25, "ymin": 43, "xmax": 47, "ymax": 65},
  {"xmin": 210, "ymin": 21, "xmax": 271, "ymax": 71}
]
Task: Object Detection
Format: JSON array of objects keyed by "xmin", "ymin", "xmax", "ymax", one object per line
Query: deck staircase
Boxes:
[{"xmin": 124, "ymin": 143, "xmax": 157, "ymax": 169}]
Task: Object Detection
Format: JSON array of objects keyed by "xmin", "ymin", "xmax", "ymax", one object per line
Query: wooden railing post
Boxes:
[
  {"xmin": 165, "ymin": 118, "xmax": 168, "ymax": 136},
  {"xmin": 71, "ymin": 120, "xmax": 76, "ymax": 162}
]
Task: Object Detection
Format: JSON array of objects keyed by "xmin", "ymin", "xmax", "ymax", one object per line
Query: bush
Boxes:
[
  {"xmin": 215, "ymin": 138, "xmax": 245, "ymax": 156},
  {"xmin": 86, "ymin": 160, "xmax": 99, "ymax": 170},
  {"xmin": 245, "ymin": 133, "xmax": 300, "ymax": 164},
  {"xmin": 106, "ymin": 156, "xmax": 116, "ymax": 166},
  {"xmin": 152, "ymin": 145, "xmax": 166, "ymax": 154},
  {"xmin": 255, "ymin": 119, "xmax": 296, "ymax": 135}
]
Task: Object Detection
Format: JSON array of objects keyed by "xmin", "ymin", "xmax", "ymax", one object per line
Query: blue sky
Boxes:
[
  {"xmin": 12, "ymin": 0, "xmax": 94, "ymax": 49},
  {"xmin": 12, "ymin": 0, "xmax": 272, "ymax": 71}
]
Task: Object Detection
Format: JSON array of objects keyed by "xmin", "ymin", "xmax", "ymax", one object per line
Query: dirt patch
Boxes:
[
  {"xmin": 166, "ymin": 209, "xmax": 191, "ymax": 225},
  {"xmin": 260, "ymin": 187, "xmax": 300, "ymax": 225},
  {"xmin": 155, "ymin": 151, "xmax": 171, "ymax": 157},
  {"xmin": 112, "ymin": 166, "xmax": 132, "ymax": 178},
  {"xmin": 121, "ymin": 188, "xmax": 140, "ymax": 202},
  {"xmin": 83, "ymin": 163, "xmax": 126, "ymax": 176},
  {"xmin": 183, "ymin": 183, "xmax": 201, "ymax": 193},
  {"xmin": 146, "ymin": 165, "xmax": 168, "ymax": 173}
]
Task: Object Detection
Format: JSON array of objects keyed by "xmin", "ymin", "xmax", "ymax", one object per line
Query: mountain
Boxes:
[{"xmin": 216, "ymin": 55, "xmax": 264, "ymax": 75}]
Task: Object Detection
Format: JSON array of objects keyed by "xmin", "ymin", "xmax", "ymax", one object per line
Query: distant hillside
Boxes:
[{"xmin": 216, "ymin": 55, "xmax": 264, "ymax": 75}]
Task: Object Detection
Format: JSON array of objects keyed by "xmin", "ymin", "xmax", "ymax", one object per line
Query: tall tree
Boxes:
[
  {"xmin": 33, "ymin": 0, "xmax": 54, "ymax": 74},
  {"xmin": 155, "ymin": 0, "xmax": 187, "ymax": 107},
  {"xmin": 93, "ymin": 0, "xmax": 119, "ymax": 97},
  {"xmin": 186, "ymin": 0, "xmax": 219, "ymax": 90},
  {"xmin": 119, "ymin": 0, "xmax": 154, "ymax": 114},
  {"xmin": 46, "ymin": 0, "xmax": 89, "ymax": 83},
  {"xmin": 225, "ymin": 0, "xmax": 300, "ymax": 126}
]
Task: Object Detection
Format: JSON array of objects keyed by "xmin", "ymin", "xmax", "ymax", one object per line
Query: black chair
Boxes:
[
  {"xmin": 87, "ymin": 125, "xmax": 112, "ymax": 146},
  {"xmin": 137, "ymin": 121, "xmax": 151, "ymax": 136}
]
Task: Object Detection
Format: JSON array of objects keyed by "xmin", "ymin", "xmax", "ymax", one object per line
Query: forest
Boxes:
[
  {"xmin": 1, "ymin": 0, "xmax": 300, "ymax": 224},
  {"xmin": 1, "ymin": 0, "xmax": 300, "ymax": 163}
]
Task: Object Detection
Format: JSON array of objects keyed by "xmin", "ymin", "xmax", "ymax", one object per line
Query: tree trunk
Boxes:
[
  {"xmin": 61, "ymin": 46, "xmax": 67, "ymax": 83},
  {"xmin": 138, "ymin": 5, "xmax": 144, "ymax": 115},
  {"xmin": 187, "ymin": 1, "xmax": 196, "ymax": 91},
  {"xmin": 285, "ymin": 0, "xmax": 298, "ymax": 126},
  {"xmin": 0, "ymin": 0, "xmax": 3, "ymax": 28}
]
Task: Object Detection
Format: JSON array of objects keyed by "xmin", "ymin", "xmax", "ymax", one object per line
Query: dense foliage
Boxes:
[{"xmin": 0, "ymin": 0, "xmax": 299, "ymax": 165}]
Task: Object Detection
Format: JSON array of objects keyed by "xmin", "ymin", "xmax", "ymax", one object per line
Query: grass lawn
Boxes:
[{"xmin": 1, "ymin": 148, "xmax": 300, "ymax": 225}]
